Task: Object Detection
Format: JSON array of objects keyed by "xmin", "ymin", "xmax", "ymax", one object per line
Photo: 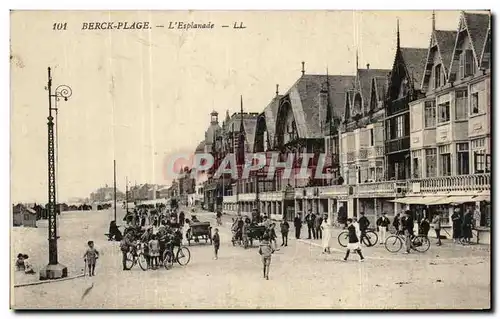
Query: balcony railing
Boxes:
[
  {"xmin": 388, "ymin": 95, "xmax": 409, "ymax": 115},
  {"xmin": 358, "ymin": 149, "xmax": 368, "ymax": 160},
  {"xmin": 238, "ymin": 193, "xmax": 256, "ymax": 201},
  {"xmin": 407, "ymin": 174, "xmax": 490, "ymax": 194},
  {"xmin": 324, "ymin": 154, "xmax": 340, "ymax": 168},
  {"xmin": 319, "ymin": 185, "xmax": 349, "ymax": 197},
  {"xmin": 346, "ymin": 151, "xmax": 356, "ymax": 162},
  {"xmin": 356, "ymin": 181, "xmax": 406, "ymax": 197},
  {"xmin": 385, "ymin": 137, "xmax": 410, "ymax": 154},
  {"xmin": 259, "ymin": 191, "xmax": 284, "ymax": 201},
  {"xmin": 367, "ymin": 146, "xmax": 384, "ymax": 158},
  {"xmin": 223, "ymin": 195, "xmax": 237, "ymax": 203}
]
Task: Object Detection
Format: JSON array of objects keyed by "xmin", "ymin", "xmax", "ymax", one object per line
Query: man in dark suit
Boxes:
[{"xmin": 293, "ymin": 214, "xmax": 302, "ymax": 239}]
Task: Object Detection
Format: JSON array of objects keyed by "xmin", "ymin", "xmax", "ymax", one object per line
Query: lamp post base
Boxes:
[{"xmin": 39, "ymin": 263, "xmax": 68, "ymax": 280}]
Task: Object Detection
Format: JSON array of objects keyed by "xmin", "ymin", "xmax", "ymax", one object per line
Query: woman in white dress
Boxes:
[{"xmin": 321, "ymin": 218, "xmax": 332, "ymax": 254}]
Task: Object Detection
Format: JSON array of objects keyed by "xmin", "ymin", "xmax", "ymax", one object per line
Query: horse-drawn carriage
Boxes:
[{"xmin": 186, "ymin": 221, "xmax": 212, "ymax": 246}]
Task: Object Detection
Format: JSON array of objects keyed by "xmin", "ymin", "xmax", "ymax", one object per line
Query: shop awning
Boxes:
[
  {"xmin": 429, "ymin": 196, "xmax": 477, "ymax": 205},
  {"xmin": 391, "ymin": 196, "xmax": 446, "ymax": 205},
  {"xmin": 474, "ymin": 195, "xmax": 491, "ymax": 202}
]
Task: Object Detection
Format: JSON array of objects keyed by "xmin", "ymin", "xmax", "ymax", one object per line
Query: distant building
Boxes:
[
  {"xmin": 12, "ymin": 204, "xmax": 37, "ymax": 228},
  {"xmin": 90, "ymin": 185, "xmax": 125, "ymax": 203}
]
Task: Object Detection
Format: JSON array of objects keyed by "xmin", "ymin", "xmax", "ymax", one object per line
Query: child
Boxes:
[
  {"xmin": 83, "ymin": 240, "xmax": 99, "ymax": 276},
  {"xmin": 23, "ymin": 254, "xmax": 35, "ymax": 274},
  {"xmin": 258, "ymin": 235, "xmax": 274, "ymax": 280},
  {"xmin": 148, "ymin": 234, "xmax": 160, "ymax": 270},
  {"xmin": 343, "ymin": 218, "xmax": 365, "ymax": 262},
  {"xmin": 15, "ymin": 253, "xmax": 25, "ymax": 271},
  {"xmin": 212, "ymin": 228, "xmax": 220, "ymax": 260}
]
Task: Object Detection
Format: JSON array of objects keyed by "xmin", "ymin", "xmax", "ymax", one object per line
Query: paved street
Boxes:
[{"xmin": 12, "ymin": 209, "xmax": 490, "ymax": 309}]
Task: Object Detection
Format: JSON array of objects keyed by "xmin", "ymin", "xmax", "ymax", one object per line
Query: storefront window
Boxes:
[{"xmin": 480, "ymin": 202, "xmax": 491, "ymax": 228}]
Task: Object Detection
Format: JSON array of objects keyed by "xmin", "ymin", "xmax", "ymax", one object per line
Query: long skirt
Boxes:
[{"xmin": 322, "ymin": 228, "xmax": 332, "ymax": 249}]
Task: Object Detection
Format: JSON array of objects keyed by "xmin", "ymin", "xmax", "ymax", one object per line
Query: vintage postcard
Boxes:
[{"xmin": 10, "ymin": 10, "xmax": 491, "ymax": 309}]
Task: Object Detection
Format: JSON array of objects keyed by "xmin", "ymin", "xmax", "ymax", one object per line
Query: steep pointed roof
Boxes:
[
  {"xmin": 434, "ymin": 30, "xmax": 457, "ymax": 73},
  {"xmin": 356, "ymin": 68, "xmax": 390, "ymax": 108},
  {"xmin": 262, "ymin": 95, "xmax": 281, "ymax": 147},
  {"xmin": 242, "ymin": 117, "xmax": 258, "ymax": 152},
  {"xmin": 195, "ymin": 140, "xmax": 206, "ymax": 153},
  {"xmin": 204, "ymin": 123, "xmax": 221, "ymax": 146},
  {"xmin": 480, "ymin": 26, "xmax": 491, "ymax": 68},
  {"xmin": 284, "ymin": 74, "xmax": 356, "ymax": 138},
  {"xmin": 463, "ymin": 12, "xmax": 490, "ymax": 66},
  {"xmin": 399, "ymin": 47, "xmax": 428, "ymax": 90},
  {"xmin": 372, "ymin": 76, "xmax": 387, "ymax": 103}
]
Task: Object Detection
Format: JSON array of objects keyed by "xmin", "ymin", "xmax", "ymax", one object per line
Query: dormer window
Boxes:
[
  {"xmin": 398, "ymin": 78, "xmax": 408, "ymax": 99},
  {"xmin": 459, "ymin": 49, "xmax": 475, "ymax": 79},
  {"xmin": 434, "ymin": 64, "xmax": 442, "ymax": 88}
]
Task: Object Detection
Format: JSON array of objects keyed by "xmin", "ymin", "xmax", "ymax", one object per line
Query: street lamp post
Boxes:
[{"xmin": 40, "ymin": 67, "xmax": 72, "ymax": 280}]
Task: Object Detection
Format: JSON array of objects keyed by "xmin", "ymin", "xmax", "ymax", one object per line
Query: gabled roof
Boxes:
[
  {"xmin": 434, "ymin": 30, "xmax": 457, "ymax": 74},
  {"xmin": 372, "ymin": 76, "xmax": 387, "ymax": 103},
  {"xmin": 195, "ymin": 140, "xmax": 206, "ymax": 153},
  {"xmin": 242, "ymin": 117, "xmax": 258, "ymax": 151},
  {"xmin": 463, "ymin": 12, "xmax": 490, "ymax": 66},
  {"xmin": 399, "ymin": 47, "xmax": 428, "ymax": 90},
  {"xmin": 262, "ymin": 95, "xmax": 281, "ymax": 147},
  {"xmin": 420, "ymin": 29, "xmax": 456, "ymax": 88},
  {"xmin": 480, "ymin": 26, "xmax": 491, "ymax": 68},
  {"xmin": 356, "ymin": 68, "xmax": 390, "ymax": 107},
  {"xmin": 205, "ymin": 123, "xmax": 222, "ymax": 145},
  {"xmin": 284, "ymin": 74, "xmax": 356, "ymax": 138}
]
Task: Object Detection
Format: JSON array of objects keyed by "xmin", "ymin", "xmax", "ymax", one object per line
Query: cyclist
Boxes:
[
  {"xmin": 402, "ymin": 210, "xmax": 415, "ymax": 253},
  {"xmin": 120, "ymin": 232, "xmax": 135, "ymax": 271}
]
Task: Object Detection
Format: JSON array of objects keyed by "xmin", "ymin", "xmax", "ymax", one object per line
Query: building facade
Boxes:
[{"xmin": 193, "ymin": 11, "xmax": 491, "ymax": 242}]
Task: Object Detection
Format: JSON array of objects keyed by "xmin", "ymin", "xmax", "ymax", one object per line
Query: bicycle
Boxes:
[
  {"xmin": 125, "ymin": 242, "xmax": 148, "ymax": 271},
  {"xmin": 162, "ymin": 239, "xmax": 191, "ymax": 270},
  {"xmin": 384, "ymin": 233, "xmax": 430, "ymax": 253},
  {"xmin": 338, "ymin": 229, "xmax": 378, "ymax": 248}
]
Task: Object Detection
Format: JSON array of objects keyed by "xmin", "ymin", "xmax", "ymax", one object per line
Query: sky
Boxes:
[{"xmin": 10, "ymin": 10, "xmax": 473, "ymax": 203}]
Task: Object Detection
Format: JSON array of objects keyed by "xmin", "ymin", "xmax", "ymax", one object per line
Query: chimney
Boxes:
[
  {"xmin": 366, "ymin": 63, "xmax": 370, "ymax": 70},
  {"xmin": 318, "ymin": 82, "xmax": 329, "ymax": 134},
  {"xmin": 301, "ymin": 61, "xmax": 305, "ymax": 76}
]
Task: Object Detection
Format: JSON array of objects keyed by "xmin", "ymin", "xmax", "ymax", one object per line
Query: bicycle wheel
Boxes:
[
  {"xmin": 385, "ymin": 235, "xmax": 402, "ymax": 253},
  {"xmin": 125, "ymin": 252, "xmax": 135, "ymax": 270},
  {"xmin": 412, "ymin": 236, "xmax": 430, "ymax": 253},
  {"xmin": 362, "ymin": 231, "xmax": 378, "ymax": 247},
  {"xmin": 163, "ymin": 251, "xmax": 174, "ymax": 270},
  {"xmin": 137, "ymin": 253, "xmax": 148, "ymax": 271},
  {"xmin": 176, "ymin": 247, "xmax": 191, "ymax": 266},
  {"xmin": 337, "ymin": 231, "xmax": 349, "ymax": 248}
]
